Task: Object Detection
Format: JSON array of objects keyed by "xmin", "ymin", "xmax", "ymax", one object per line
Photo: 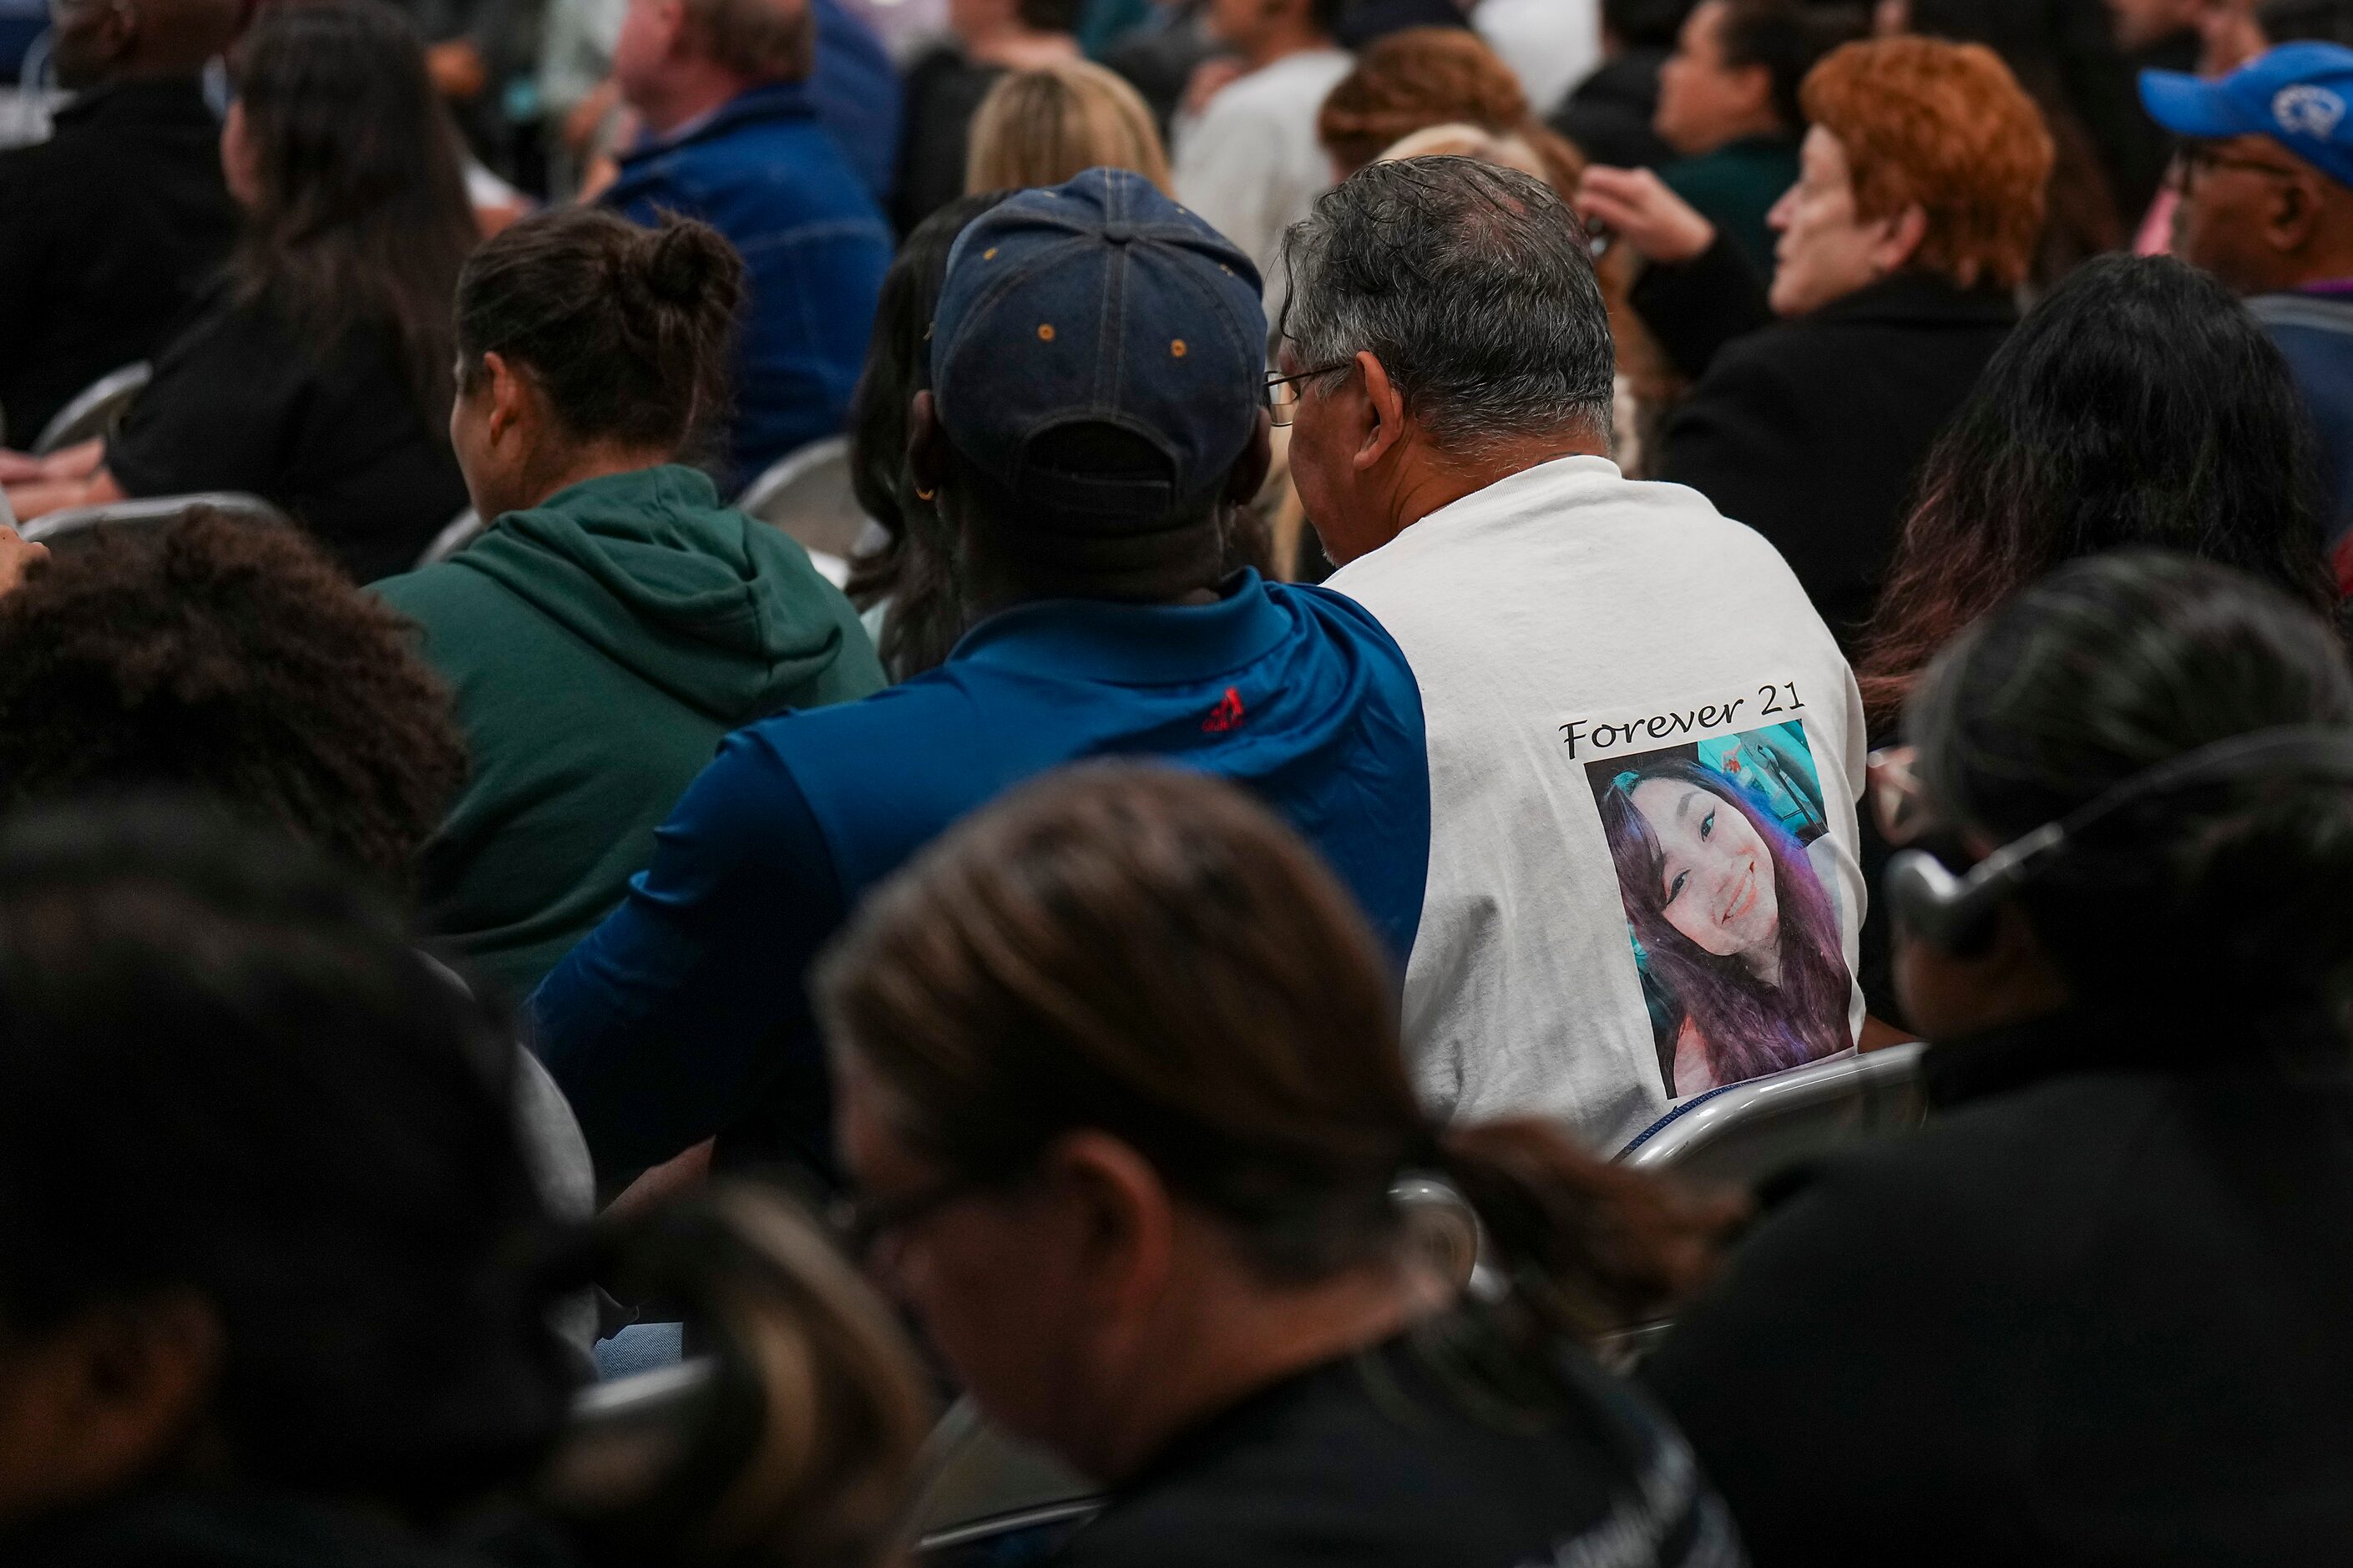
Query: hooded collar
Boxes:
[{"xmin": 453, "ymin": 463, "xmax": 855, "ymax": 721}]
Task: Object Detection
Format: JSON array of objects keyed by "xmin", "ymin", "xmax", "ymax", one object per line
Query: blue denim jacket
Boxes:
[
  {"xmin": 606, "ymin": 83, "xmax": 892, "ymax": 485},
  {"xmin": 808, "ymin": 0, "xmax": 899, "ymax": 204}
]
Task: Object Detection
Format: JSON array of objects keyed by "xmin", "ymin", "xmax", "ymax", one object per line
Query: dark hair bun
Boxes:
[{"xmin": 641, "ymin": 219, "xmax": 737, "ymax": 306}]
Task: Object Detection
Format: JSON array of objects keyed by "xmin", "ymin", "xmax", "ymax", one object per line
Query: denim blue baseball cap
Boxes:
[
  {"xmin": 930, "ymin": 167, "xmax": 1268, "ymax": 524},
  {"xmin": 2141, "ymin": 42, "xmax": 2353, "ymax": 190}
]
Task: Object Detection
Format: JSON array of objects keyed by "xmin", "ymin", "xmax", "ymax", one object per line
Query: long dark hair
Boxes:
[
  {"xmin": 226, "ymin": 0, "xmax": 477, "ymax": 427},
  {"xmin": 1858, "ymin": 255, "xmax": 2336, "ymax": 737},
  {"xmin": 1910, "ymin": 551, "xmax": 2353, "ymax": 1034},
  {"xmin": 1596, "ymin": 760, "xmax": 1850, "ymax": 1090},
  {"xmin": 816, "ymin": 764, "xmax": 1737, "ymax": 1348},
  {"xmin": 844, "ymin": 191, "xmax": 1010, "ymax": 682}
]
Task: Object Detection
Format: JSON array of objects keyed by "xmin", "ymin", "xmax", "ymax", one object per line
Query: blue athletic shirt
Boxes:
[{"xmin": 529, "ymin": 570, "xmax": 1431, "ymax": 1178}]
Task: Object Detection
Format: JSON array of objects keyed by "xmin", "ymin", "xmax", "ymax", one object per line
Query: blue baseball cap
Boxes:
[
  {"xmin": 2141, "ymin": 41, "xmax": 2353, "ymax": 190},
  {"xmin": 929, "ymin": 167, "xmax": 1267, "ymax": 524}
]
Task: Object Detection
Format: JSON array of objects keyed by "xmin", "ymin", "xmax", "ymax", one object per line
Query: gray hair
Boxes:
[{"xmin": 1278, "ymin": 157, "xmax": 1614, "ymax": 456}]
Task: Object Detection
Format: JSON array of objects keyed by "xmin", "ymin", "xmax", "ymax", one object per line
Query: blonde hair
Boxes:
[
  {"xmin": 540, "ymin": 1183, "xmax": 934, "ymax": 1568},
  {"xmin": 965, "ymin": 59, "xmax": 1173, "ymax": 196},
  {"xmin": 1376, "ymin": 123, "xmax": 1551, "ymax": 183}
]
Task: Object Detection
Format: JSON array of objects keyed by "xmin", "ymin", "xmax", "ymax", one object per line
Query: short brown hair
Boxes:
[
  {"xmin": 682, "ymin": 0, "xmax": 814, "ymax": 82},
  {"xmin": 1799, "ymin": 36, "xmax": 2053, "ymax": 291},
  {"xmin": 1319, "ymin": 29, "xmax": 1531, "ymax": 177},
  {"xmin": 966, "ymin": 60, "xmax": 1172, "ymax": 196}
]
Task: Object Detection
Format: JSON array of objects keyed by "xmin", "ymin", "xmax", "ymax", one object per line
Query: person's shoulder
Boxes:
[
  {"xmin": 1205, "ymin": 49, "xmax": 1348, "ymax": 120},
  {"xmin": 369, "ymin": 553, "xmax": 517, "ymax": 629}
]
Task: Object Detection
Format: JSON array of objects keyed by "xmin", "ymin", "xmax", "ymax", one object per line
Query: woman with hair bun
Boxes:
[
  {"xmin": 817, "ymin": 762, "xmax": 1743, "ymax": 1568},
  {"xmin": 377, "ymin": 207, "xmax": 883, "ymax": 1001},
  {"xmin": 1648, "ymin": 551, "xmax": 2353, "ymax": 1564}
]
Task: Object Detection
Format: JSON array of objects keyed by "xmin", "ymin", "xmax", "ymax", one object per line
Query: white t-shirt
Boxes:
[
  {"xmin": 1473, "ymin": 0, "xmax": 1599, "ymax": 119},
  {"xmin": 1326, "ymin": 455, "xmax": 1868, "ymax": 1152},
  {"xmin": 1171, "ymin": 47, "xmax": 1354, "ymax": 306}
]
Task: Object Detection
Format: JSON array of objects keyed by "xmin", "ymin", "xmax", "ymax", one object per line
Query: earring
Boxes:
[{"xmin": 914, "ymin": 484, "xmax": 936, "ymax": 502}]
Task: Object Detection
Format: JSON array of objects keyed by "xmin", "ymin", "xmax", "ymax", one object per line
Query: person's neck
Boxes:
[
  {"xmin": 1087, "ymin": 1258, "xmax": 1440, "ymax": 1485},
  {"xmin": 964, "ymin": 23, "xmax": 1078, "ymax": 68},
  {"xmin": 513, "ymin": 443, "xmax": 678, "ymax": 514},
  {"xmin": 1685, "ymin": 112, "xmax": 1784, "ymax": 157},
  {"xmin": 2269, "ymin": 245, "xmax": 2353, "ymax": 296},
  {"xmin": 630, "ymin": 63, "xmax": 761, "ymax": 138},
  {"xmin": 1384, "ymin": 428, "xmax": 1610, "ymax": 542},
  {"xmin": 1236, "ymin": 22, "xmax": 1330, "ymax": 73}
]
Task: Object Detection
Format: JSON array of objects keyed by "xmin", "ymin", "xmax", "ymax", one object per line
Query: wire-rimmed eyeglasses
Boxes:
[{"xmin": 1264, "ymin": 362, "xmax": 1351, "ymax": 427}]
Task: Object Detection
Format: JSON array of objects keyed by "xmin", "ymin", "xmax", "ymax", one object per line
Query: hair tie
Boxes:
[{"xmin": 1611, "ymin": 770, "xmax": 1640, "ymax": 797}]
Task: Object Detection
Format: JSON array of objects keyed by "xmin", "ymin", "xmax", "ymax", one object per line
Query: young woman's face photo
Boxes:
[{"xmin": 1631, "ymin": 777, "xmax": 1780, "ymax": 958}]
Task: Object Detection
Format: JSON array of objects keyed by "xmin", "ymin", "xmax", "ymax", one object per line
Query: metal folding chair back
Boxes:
[
  {"xmin": 20, "ymin": 491, "xmax": 287, "ymax": 546},
  {"xmin": 34, "ymin": 361, "xmax": 151, "ymax": 455},
  {"xmin": 1619, "ymin": 1041, "xmax": 1932, "ymax": 1186},
  {"xmin": 735, "ymin": 436, "xmax": 870, "ymax": 564}
]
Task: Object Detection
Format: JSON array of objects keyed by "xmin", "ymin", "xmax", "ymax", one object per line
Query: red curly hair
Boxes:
[
  {"xmin": 1317, "ymin": 28, "xmax": 1584, "ymax": 192},
  {"xmin": 1799, "ymin": 37, "xmax": 2052, "ymax": 292}
]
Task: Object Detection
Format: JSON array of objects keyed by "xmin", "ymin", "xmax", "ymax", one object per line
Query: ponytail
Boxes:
[
  {"xmin": 542, "ymin": 1181, "xmax": 934, "ymax": 1568},
  {"xmin": 1433, "ymin": 1119, "xmax": 1743, "ymax": 1343}
]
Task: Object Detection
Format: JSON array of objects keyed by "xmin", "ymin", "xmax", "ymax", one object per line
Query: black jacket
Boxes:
[
  {"xmin": 0, "ymin": 76, "xmax": 236, "ymax": 445},
  {"xmin": 1644, "ymin": 1009, "xmax": 2353, "ymax": 1567},
  {"xmin": 1649, "ymin": 255, "xmax": 2014, "ymax": 646}
]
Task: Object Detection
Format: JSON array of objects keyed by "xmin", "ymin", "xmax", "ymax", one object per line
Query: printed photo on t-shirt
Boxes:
[{"xmin": 1585, "ymin": 721, "xmax": 1854, "ymax": 1100}]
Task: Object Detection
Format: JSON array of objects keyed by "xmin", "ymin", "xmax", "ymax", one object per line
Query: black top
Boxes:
[
  {"xmin": 1057, "ymin": 1311, "xmax": 1744, "ymax": 1567},
  {"xmin": 1654, "ymin": 264, "xmax": 2014, "ymax": 647},
  {"xmin": 105, "ymin": 288, "xmax": 468, "ymax": 583},
  {"xmin": 891, "ymin": 46, "xmax": 1004, "ymax": 237},
  {"xmin": 1550, "ymin": 49, "xmax": 1674, "ymax": 168},
  {"xmin": 0, "ymin": 76, "xmax": 236, "ymax": 445},
  {"xmin": 1645, "ymin": 1009, "xmax": 2353, "ymax": 1567}
]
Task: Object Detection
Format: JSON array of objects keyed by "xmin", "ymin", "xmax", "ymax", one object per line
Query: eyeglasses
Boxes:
[
  {"xmin": 1865, "ymin": 744, "xmax": 1933, "ymax": 848},
  {"xmin": 827, "ymin": 1175, "xmax": 985, "ymax": 1260},
  {"xmin": 2170, "ymin": 143, "xmax": 2305, "ymax": 193},
  {"xmin": 1264, "ymin": 362, "xmax": 1350, "ymax": 427}
]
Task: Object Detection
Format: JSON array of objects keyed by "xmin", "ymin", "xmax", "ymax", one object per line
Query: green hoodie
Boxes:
[{"xmin": 375, "ymin": 465, "xmax": 884, "ymax": 1001}]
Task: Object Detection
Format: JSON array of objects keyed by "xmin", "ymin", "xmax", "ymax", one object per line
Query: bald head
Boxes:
[{"xmin": 51, "ymin": 0, "xmax": 241, "ymax": 90}]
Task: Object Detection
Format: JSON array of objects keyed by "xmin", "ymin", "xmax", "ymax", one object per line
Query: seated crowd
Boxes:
[{"xmin": 7, "ymin": 0, "xmax": 2353, "ymax": 1563}]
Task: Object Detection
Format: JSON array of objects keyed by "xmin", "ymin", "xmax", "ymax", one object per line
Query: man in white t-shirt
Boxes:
[
  {"xmin": 1277, "ymin": 154, "xmax": 1867, "ymax": 1152},
  {"xmin": 1171, "ymin": 0, "xmax": 1350, "ymax": 296}
]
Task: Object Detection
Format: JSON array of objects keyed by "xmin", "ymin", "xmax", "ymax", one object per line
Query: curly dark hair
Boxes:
[{"xmin": 0, "ymin": 510, "xmax": 466, "ymax": 886}]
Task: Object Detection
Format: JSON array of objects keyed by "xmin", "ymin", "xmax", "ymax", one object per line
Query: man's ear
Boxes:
[
  {"xmin": 1730, "ymin": 62, "xmax": 1774, "ymax": 124},
  {"xmin": 1354, "ymin": 351, "xmax": 1409, "ymax": 473},
  {"xmin": 1872, "ymin": 204, "xmax": 1930, "ymax": 276},
  {"xmin": 2270, "ymin": 168, "xmax": 2328, "ymax": 251},
  {"xmin": 652, "ymin": 0, "xmax": 693, "ymax": 58},
  {"xmin": 1223, "ymin": 410, "xmax": 1273, "ymax": 506},
  {"xmin": 907, "ymin": 389, "xmax": 945, "ymax": 497}
]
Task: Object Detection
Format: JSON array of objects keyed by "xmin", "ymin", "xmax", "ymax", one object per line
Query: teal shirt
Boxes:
[
  {"xmin": 375, "ymin": 465, "xmax": 885, "ymax": 1002},
  {"xmin": 1662, "ymin": 135, "xmax": 1801, "ymax": 283}
]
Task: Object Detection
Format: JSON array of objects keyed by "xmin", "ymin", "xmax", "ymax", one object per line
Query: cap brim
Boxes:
[{"xmin": 2139, "ymin": 67, "xmax": 2255, "ymax": 139}]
